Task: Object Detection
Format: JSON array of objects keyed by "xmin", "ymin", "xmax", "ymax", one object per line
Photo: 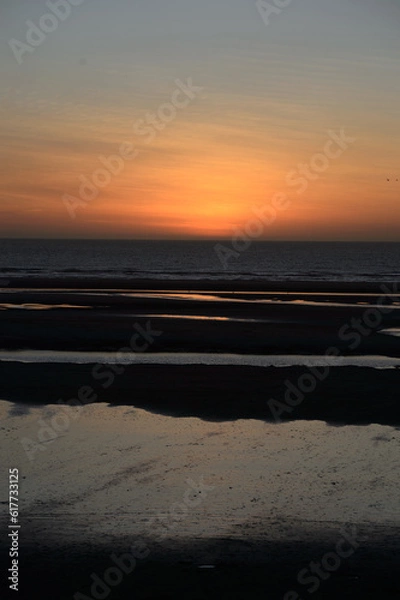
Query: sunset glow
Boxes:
[{"xmin": 1, "ymin": 0, "xmax": 399, "ymax": 239}]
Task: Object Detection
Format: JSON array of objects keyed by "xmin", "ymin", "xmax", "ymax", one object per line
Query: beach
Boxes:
[
  {"xmin": 1, "ymin": 402, "xmax": 399, "ymax": 599},
  {"xmin": 1, "ymin": 278, "xmax": 400, "ymax": 599},
  {"xmin": 1, "ymin": 279, "xmax": 400, "ymax": 356},
  {"xmin": 2, "ymin": 0, "xmax": 400, "ymax": 592}
]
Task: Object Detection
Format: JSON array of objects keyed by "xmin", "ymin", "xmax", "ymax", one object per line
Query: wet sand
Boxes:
[
  {"xmin": 0, "ymin": 402, "xmax": 399, "ymax": 599},
  {"xmin": 1, "ymin": 283, "xmax": 400, "ymax": 356},
  {"xmin": 1, "ymin": 279, "xmax": 400, "ymax": 598},
  {"xmin": 1, "ymin": 362, "xmax": 400, "ymax": 427}
]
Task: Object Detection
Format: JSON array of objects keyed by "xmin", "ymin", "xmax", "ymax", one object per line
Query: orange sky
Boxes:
[{"xmin": 1, "ymin": 0, "xmax": 399, "ymax": 240}]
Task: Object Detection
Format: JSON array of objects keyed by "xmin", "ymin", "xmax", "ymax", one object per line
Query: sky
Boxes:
[{"xmin": 0, "ymin": 0, "xmax": 399, "ymax": 240}]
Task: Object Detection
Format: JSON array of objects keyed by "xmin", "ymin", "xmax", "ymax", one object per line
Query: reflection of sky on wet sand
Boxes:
[
  {"xmin": 2, "ymin": 289, "xmax": 400, "ymax": 312},
  {"xmin": 1, "ymin": 351, "xmax": 400, "ymax": 369},
  {"xmin": 0, "ymin": 303, "xmax": 91, "ymax": 310},
  {"xmin": 118, "ymin": 292, "xmax": 400, "ymax": 310},
  {"xmin": 1, "ymin": 400, "xmax": 399, "ymax": 546},
  {"xmin": 145, "ymin": 314, "xmax": 250, "ymax": 322}
]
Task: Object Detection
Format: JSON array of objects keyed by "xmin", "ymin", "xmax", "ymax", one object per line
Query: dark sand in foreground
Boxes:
[
  {"xmin": 1, "ymin": 401, "xmax": 399, "ymax": 600},
  {"xmin": 1, "ymin": 279, "xmax": 399, "ymax": 599}
]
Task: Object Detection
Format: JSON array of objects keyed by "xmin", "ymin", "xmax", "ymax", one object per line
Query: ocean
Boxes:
[{"xmin": 0, "ymin": 239, "xmax": 400, "ymax": 282}]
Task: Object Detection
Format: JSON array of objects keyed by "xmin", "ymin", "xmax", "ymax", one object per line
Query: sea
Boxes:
[
  {"xmin": 1, "ymin": 239, "xmax": 400, "ymax": 386},
  {"xmin": 0, "ymin": 239, "xmax": 399, "ymax": 282}
]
